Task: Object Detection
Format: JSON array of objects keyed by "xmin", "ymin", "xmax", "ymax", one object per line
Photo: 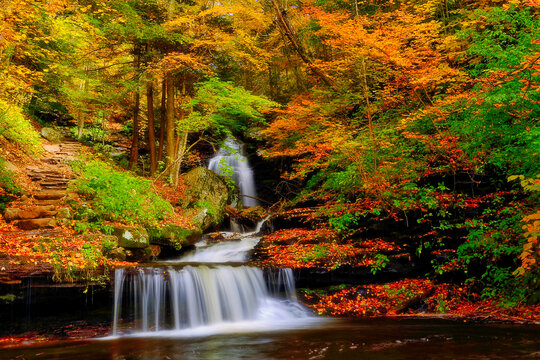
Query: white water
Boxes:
[
  {"xmin": 208, "ymin": 137, "xmax": 258, "ymax": 207},
  {"xmin": 173, "ymin": 216, "xmax": 270, "ymax": 263},
  {"xmin": 111, "ymin": 266, "xmax": 314, "ymax": 337}
]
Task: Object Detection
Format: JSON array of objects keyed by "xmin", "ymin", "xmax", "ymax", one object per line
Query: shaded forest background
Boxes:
[{"xmin": 0, "ymin": 0, "xmax": 538, "ymax": 311}]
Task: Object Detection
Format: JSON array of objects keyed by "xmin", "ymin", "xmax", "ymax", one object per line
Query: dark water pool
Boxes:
[{"xmin": 1, "ymin": 318, "xmax": 538, "ymax": 360}]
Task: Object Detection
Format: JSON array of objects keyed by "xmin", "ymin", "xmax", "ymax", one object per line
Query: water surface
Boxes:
[{"xmin": 2, "ymin": 318, "xmax": 538, "ymax": 360}]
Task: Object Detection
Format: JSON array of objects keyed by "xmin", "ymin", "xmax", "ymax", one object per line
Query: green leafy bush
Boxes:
[
  {"xmin": 70, "ymin": 158, "xmax": 173, "ymax": 226},
  {"xmin": 0, "ymin": 157, "xmax": 21, "ymax": 211},
  {"xmin": 0, "ymin": 100, "xmax": 41, "ymax": 154}
]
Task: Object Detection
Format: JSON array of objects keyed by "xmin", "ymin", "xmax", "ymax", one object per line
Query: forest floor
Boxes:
[{"xmin": 0, "ymin": 136, "xmax": 134, "ymax": 284}]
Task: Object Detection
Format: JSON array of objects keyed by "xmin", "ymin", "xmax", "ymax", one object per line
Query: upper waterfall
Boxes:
[{"xmin": 208, "ymin": 137, "xmax": 258, "ymax": 207}]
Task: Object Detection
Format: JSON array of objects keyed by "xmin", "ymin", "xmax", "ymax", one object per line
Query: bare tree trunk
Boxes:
[
  {"xmin": 361, "ymin": 57, "xmax": 377, "ymax": 170},
  {"xmin": 165, "ymin": 74, "xmax": 175, "ymax": 177},
  {"xmin": 158, "ymin": 79, "xmax": 166, "ymax": 163},
  {"xmin": 129, "ymin": 89, "xmax": 140, "ymax": 169},
  {"xmin": 269, "ymin": 0, "xmax": 335, "ymax": 89},
  {"xmin": 147, "ymin": 81, "xmax": 157, "ymax": 176},
  {"xmin": 129, "ymin": 49, "xmax": 141, "ymax": 170},
  {"xmin": 170, "ymin": 76, "xmax": 187, "ymax": 186},
  {"xmin": 77, "ymin": 65, "xmax": 89, "ymax": 140}
]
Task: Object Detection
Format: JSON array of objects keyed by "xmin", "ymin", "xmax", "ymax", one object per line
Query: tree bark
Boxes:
[
  {"xmin": 147, "ymin": 81, "xmax": 157, "ymax": 176},
  {"xmin": 129, "ymin": 89, "xmax": 140, "ymax": 170},
  {"xmin": 165, "ymin": 74, "xmax": 175, "ymax": 176},
  {"xmin": 129, "ymin": 49, "xmax": 141, "ymax": 170},
  {"xmin": 158, "ymin": 79, "xmax": 166, "ymax": 163},
  {"xmin": 170, "ymin": 76, "xmax": 187, "ymax": 186},
  {"xmin": 361, "ymin": 57, "xmax": 377, "ymax": 170},
  {"xmin": 77, "ymin": 65, "xmax": 89, "ymax": 140}
]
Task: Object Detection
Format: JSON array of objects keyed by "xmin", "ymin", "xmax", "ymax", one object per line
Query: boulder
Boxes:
[
  {"xmin": 41, "ymin": 127, "xmax": 64, "ymax": 143},
  {"xmin": 147, "ymin": 224, "xmax": 202, "ymax": 250},
  {"xmin": 179, "ymin": 167, "xmax": 237, "ymax": 231},
  {"xmin": 230, "ymin": 206, "xmax": 268, "ymax": 231},
  {"xmin": 3, "ymin": 208, "xmax": 19, "ymax": 221},
  {"xmin": 113, "ymin": 226, "xmax": 149, "ymax": 249},
  {"xmin": 55, "ymin": 207, "xmax": 71, "ymax": 220},
  {"xmin": 108, "ymin": 247, "xmax": 127, "ymax": 261}
]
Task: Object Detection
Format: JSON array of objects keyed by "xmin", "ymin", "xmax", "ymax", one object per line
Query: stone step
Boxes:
[
  {"xmin": 29, "ymin": 174, "xmax": 72, "ymax": 180},
  {"xmin": 3, "ymin": 206, "xmax": 58, "ymax": 221},
  {"xmin": 14, "ymin": 218, "xmax": 56, "ymax": 230},
  {"xmin": 39, "ymin": 180, "xmax": 70, "ymax": 186},
  {"xmin": 34, "ymin": 199, "xmax": 63, "ymax": 205},
  {"xmin": 40, "ymin": 185, "xmax": 68, "ymax": 191},
  {"xmin": 34, "ymin": 190, "xmax": 66, "ymax": 200}
]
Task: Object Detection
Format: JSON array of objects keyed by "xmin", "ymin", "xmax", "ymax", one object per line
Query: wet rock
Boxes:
[
  {"xmin": 127, "ymin": 247, "xmax": 153, "ymax": 261},
  {"xmin": 113, "ymin": 226, "xmax": 149, "ymax": 249},
  {"xmin": 147, "ymin": 225, "xmax": 202, "ymax": 250},
  {"xmin": 41, "ymin": 127, "xmax": 64, "ymax": 143}
]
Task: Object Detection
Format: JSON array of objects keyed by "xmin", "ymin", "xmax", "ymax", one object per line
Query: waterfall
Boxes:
[
  {"xmin": 112, "ymin": 266, "xmax": 310, "ymax": 336},
  {"xmin": 208, "ymin": 137, "xmax": 258, "ymax": 207}
]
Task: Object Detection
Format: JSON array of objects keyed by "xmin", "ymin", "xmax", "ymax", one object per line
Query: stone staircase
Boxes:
[{"xmin": 4, "ymin": 140, "xmax": 81, "ymax": 230}]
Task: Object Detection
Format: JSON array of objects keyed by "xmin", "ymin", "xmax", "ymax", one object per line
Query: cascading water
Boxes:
[
  {"xmin": 172, "ymin": 216, "xmax": 270, "ymax": 263},
  {"xmin": 208, "ymin": 137, "xmax": 258, "ymax": 207},
  {"xmin": 111, "ymin": 266, "xmax": 312, "ymax": 336},
  {"xmin": 110, "ymin": 143, "xmax": 320, "ymax": 338},
  {"xmin": 111, "ymin": 216, "xmax": 319, "ymax": 337}
]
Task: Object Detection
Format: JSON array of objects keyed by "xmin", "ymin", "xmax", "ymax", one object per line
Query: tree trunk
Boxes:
[
  {"xmin": 158, "ymin": 79, "xmax": 166, "ymax": 163},
  {"xmin": 269, "ymin": 0, "xmax": 335, "ymax": 89},
  {"xmin": 129, "ymin": 49, "xmax": 141, "ymax": 170},
  {"xmin": 77, "ymin": 65, "xmax": 89, "ymax": 140},
  {"xmin": 165, "ymin": 74, "xmax": 175, "ymax": 176},
  {"xmin": 361, "ymin": 57, "xmax": 377, "ymax": 170},
  {"xmin": 170, "ymin": 77, "xmax": 187, "ymax": 186},
  {"xmin": 129, "ymin": 89, "xmax": 140, "ymax": 170},
  {"xmin": 147, "ymin": 81, "xmax": 157, "ymax": 176}
]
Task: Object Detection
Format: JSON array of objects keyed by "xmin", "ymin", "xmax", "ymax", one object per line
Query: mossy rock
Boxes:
[
  {"xmin": 41, "ymin": 127, "xmax": 64, "ymax": 143},
  {"xmin": 113, "ymin": 226, "xmax": 149, "ymax": 249},
  {"xmin": 179, "ymin": 167, "xmax": 238, "ymax": 231},
  {"xmin": 147, "ymin": 225, "xmax": 202, "ymax": 250}
]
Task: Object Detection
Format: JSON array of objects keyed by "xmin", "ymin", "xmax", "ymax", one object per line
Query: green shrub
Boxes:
[
  {"xmin": 70, "ymin": 158, "xmax": 173, "ymax": 226},
  {"xmin": 0, "ymin": 157, "xmax": 21, "ymax": 196},
  {"xmin": 0, "ymin": 157, "xmax": 21, "ymax": 211},
  {"xmin": 0, "ymin": 100, "xmax": 41, "ymax": 154}
]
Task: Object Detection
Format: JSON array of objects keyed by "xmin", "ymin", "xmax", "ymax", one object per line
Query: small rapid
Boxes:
[{"xmin": 172, "ymin": 216, "xmax": 270, "ymax": 263}]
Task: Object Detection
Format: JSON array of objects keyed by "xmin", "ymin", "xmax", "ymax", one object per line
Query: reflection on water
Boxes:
[{"xmin": 2, "ymin": 318, "xmax": 539, "ymax": 360}]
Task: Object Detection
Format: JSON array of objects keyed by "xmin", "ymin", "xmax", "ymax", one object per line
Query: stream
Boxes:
[{"xmin": 1, "ymin": 138, "xmax": 539, "ymax": 359}]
